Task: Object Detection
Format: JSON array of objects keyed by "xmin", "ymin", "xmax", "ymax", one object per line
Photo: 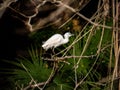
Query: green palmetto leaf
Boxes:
[{"xmin": 2, "ymin": 46, "xmax": 52, "ymax": 88}]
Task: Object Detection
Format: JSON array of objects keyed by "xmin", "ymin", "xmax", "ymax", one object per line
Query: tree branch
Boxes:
[
  {"xmin": 42, "ymin": 54, "xmax": 96, "ymax": 62},
  {"xmin": 0, "ymin": 0, "xmax": 17, "ymax": 18},
  {"xmin": 55, "ymin": 1, "xmax": 114, "ymax": 30}
]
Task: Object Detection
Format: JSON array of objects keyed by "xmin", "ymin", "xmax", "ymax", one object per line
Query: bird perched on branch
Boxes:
[{"xmin": 42, "ymin": 32, "xmax": 73, "ymax": 51}]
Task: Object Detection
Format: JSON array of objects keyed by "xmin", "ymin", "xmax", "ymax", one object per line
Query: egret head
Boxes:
[{"xmin": 64, "ymin": 32, "xmax": 74, "ymax": 38}]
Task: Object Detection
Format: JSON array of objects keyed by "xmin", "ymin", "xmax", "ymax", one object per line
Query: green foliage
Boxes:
[{"xmin": 3, "ymin": 47, "xmax": 52, "ymax": 89}]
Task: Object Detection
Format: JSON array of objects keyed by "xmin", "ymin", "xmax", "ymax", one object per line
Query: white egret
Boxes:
[{"xmin": 42, "ymin": 32, "xmax": 73, "ymax": 51}]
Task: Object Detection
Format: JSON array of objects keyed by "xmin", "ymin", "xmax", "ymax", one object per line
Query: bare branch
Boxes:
[
  {"xmin": 0, "ymin": 0, "xmax": 17, "ymax": 10},
  {"xmin": 55, "ymin": 1, "xmax": 113, "ymax": 29},
  {"xmin": 42, "ymin": 54, "xmax": 96, "ymax": 62},
  {"xmin": 0, "ymin": 0, "xmax": 17, "ymax": 18}
]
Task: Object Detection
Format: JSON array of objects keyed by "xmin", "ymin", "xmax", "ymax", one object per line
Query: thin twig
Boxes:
[
  {"xmin": 0, "ymin": 0, "xmax": 17, "ymax": 10},
  {"xmin": 74, "ymin": 52, "xmax": 100, "ymax": 90},
  {"xmin": 42, "ymin": 54, "xmax": 96, "ymax": 61},
  {"xmin": 22, "ymin": 63, "xmax": 42, "ymax": 90},
  {"xmin": 55, "ymin": 1, "xmax": 113, "ymax": 30},
  {"xmin": 111, "ymin": 0, "xmax": 119, "ymax": 89},
  {"xmin": 73, "ymin": 45, "xmax": 78, "ymax": 87},
  {"xmin": 29, "ymin": 61, "xmax": 58, "ymax": 90},
  {"xmin": 41, "ymin": 61, "xmax": 58, "ymax": 90},
  {"xmin": 58, "ymin": 0, "xmax": 91, "ymax": 29}
]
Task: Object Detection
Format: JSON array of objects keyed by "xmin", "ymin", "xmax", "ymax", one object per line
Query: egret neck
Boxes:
[
  {"xmin": 63, "ymin": 33, "xmax": 73, "ymax": 44},
  {"xmin": 63, "ymin": 36, "xmax": 69, "ymax": 44}
]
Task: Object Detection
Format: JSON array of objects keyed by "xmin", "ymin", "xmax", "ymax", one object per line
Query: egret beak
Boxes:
[{"xmin": 71, "ymin": 34, "xmax": 74, "ymax": 36}]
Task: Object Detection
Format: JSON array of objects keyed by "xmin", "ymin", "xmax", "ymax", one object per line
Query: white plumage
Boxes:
[{"xmin": 42, "ymin": 32, "xmax": 73, "ymax": 51}]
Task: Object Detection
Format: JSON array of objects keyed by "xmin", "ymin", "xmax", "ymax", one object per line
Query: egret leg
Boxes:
[{"xmin": 52, "ymin": 48, "xmax": 56, "ymax": 55}]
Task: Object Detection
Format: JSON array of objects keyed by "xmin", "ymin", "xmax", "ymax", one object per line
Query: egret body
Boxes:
[{"xmin": 42, "ymin": 32, "xmax": 73, "ymax": 51}]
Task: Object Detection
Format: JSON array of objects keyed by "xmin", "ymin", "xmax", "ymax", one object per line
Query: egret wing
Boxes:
[
  {"xmin": 44, "ymin": 34, "xmax": 63, "ymax": 45},
  {"xmin": 42, "ymin": 34, "xmax": 63, "ymax": 50}
]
